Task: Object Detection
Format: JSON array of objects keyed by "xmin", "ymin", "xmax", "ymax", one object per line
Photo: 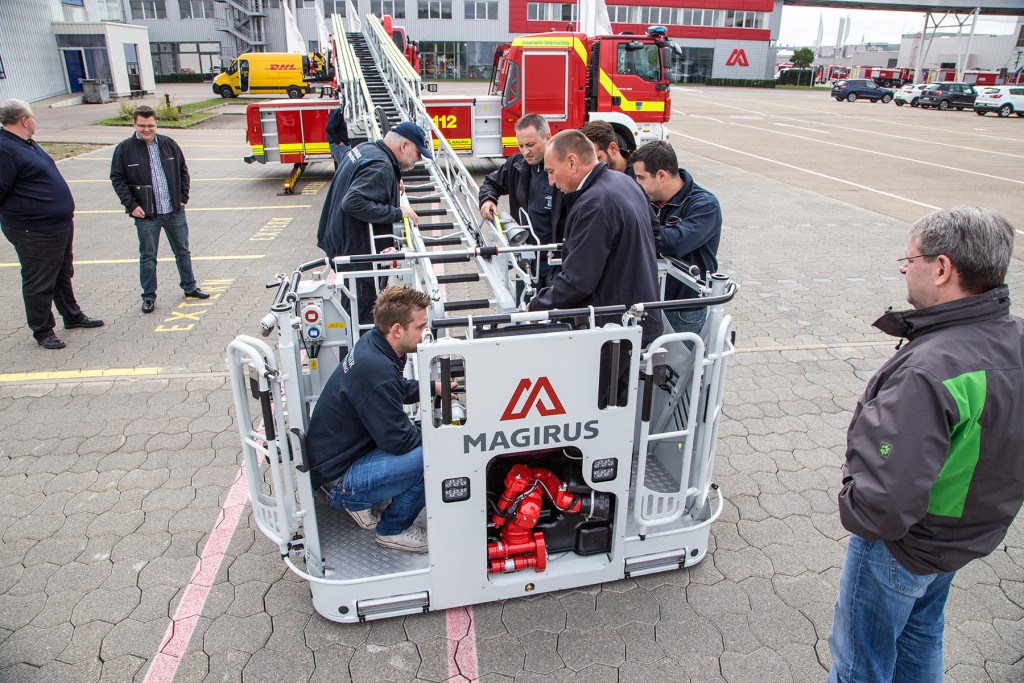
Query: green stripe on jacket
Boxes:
[{"xmin": 929, "ymin": 370, "xmax": 987, "ymax": 518}]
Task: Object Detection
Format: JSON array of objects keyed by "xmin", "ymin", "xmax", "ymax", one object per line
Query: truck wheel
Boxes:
[
  {"xmin": 287, "ymin": 86, "xmax": 304, "ymax": 99},
  {"xmin": 999, "ymin": 104, "xmax": 1012, "ymax": 118},
  {"xmin": 881, "ymin": 94, "xmax": 892, "ymax": 103},
  {"xmin": 847, "ymin": 93, "xmax": 857, "ymax": 102},
  {"xmin": 938, "ymin": 99, "xmax": 950, "ymax": 110},
  {"xmin": 219, "ymin": 86, "xmax": 234, "ymax": 99}
]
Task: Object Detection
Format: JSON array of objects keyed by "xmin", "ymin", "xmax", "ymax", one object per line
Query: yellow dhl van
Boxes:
[{"xmin": 212, "ymin": 53, "xmax": 313, "ymax": 99}]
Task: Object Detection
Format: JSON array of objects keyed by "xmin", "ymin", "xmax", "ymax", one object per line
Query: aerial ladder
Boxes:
[{"xmin": 227, "ymin": 13, "xmax": 737, "ymax": 623}]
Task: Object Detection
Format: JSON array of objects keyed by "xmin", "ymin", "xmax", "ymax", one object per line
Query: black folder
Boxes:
[{"xmin": 129, "ymin": 184, "xmax": 155, "ymax": 217}]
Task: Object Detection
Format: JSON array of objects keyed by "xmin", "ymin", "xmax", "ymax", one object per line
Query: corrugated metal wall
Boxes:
[{"xmin": 0, "ymin": 1, "xmax": 75, "ymax": 103}]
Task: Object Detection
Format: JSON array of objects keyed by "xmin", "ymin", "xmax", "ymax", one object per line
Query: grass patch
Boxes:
[
  {"xmin": 41, "ymin": 143, "xmax": 106, "ymax": 160},
  {"xmin": 97, "ymin": 96, "xmax": 230, "ymax": 127}
]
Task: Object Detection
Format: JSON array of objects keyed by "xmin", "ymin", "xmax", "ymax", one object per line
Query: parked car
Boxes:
[
  {"xmin": 918, "ymin": 82, "xmax": 978, "ymax": 110},
  {"xmin": 831, "ymin": 79, "xmax": 894, "ymax": 103},
  {"xmin": 894, "ymin": 83, "xmax": 929, "ymax": 107},
  {"xmin": 973, "ymin": 85, "xmax": 1024, "ymax": 117}
]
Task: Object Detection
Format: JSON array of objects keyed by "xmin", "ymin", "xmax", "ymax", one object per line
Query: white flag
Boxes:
[
  {"xmin": 813, "ymin": 14, "xmax": 823, "ymax": 56},
  {"xmin": 578, "ymin": 0, "xmax": 613, "ymax": 37},
  {"xmin": 283, "ymin": 1, "xmax": 306, "ymax": 53},
  {"xmin": 314, "ymin": 0, "xmax": 332, "ymax": 51},
  {"xmin": 347, "ymin": 0, "xmax": 361, "ymax": 32}
]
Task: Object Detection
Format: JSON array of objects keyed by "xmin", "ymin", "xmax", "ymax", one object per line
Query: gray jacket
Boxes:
[{"xmin": 839, "ymin": 285, "xmax": 1024, "ymax": 574}]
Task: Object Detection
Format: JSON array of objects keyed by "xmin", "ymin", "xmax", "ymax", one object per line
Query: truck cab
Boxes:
[
  {"xmin": 489, "ymin": 30, "xmax": 673, "ymax": 156},
  {"xmin": 213, "ymin": 52, "xmax": 314, "ymax": 99}
]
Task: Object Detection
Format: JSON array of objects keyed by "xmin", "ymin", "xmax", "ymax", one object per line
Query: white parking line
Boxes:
[{"xmin": 680, "ymin": 111, "xmax": 1024, "ymax": 187}]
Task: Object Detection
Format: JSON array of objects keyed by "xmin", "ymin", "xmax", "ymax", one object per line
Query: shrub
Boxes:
[
  {"xmin": 116, "ymin": 100, "xmax": 135, "ymax": 121},
  {"xmin": 704, "ymin": 79, "xmax": 776, "ymax": 88},
  {"xmin": 154, "ymin": 73, "xmax": 206, "ymax": 83},
  {"xmin": 156, "ymin": 93, "xmax": 182, "ymax": 121}
]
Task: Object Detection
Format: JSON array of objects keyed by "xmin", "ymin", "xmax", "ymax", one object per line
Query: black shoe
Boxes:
[
  {"xmin": 37, "ymin": 335, "xmax": 66, "ymax": 350},
  {"xmin": 64, "ymin": 316, "xmax": 104, "ymax": 329},
  {"xmin": 184, "ymin": 288, "xmax": 210, "ymax": 299},
  {"xmin": 142, "ymin": 299, "xmax": 155, "ymax": 314}
]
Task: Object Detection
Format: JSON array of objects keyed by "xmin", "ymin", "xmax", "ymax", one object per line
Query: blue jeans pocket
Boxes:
[{"xmin": 888, "ymin": 556, "xmax": 928, "ymax": 597}]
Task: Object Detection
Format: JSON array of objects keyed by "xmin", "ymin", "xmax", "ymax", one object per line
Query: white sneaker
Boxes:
[
  {"xmin": 375, "ymin": 525, "xmax": 429, "ymax": 553},
  {"xmin": 346, "ymin": 507, "xmax": 380, "ymax": 531}
]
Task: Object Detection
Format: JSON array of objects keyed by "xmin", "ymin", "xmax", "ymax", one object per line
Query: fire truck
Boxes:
[
  {"xmin": 383, "ymin": 14, "xmax": 420, "ymax": 73},
  {"xmin": 855, "ymin": 66, "xmax": 915, "ymax": 88},
  {"xmin": 227, "ymin": 14, "xmax": 736, "ymax": 622},
  {"xmin": 424, "ymin": 27, "xmax": 678, "ymax": 157}
]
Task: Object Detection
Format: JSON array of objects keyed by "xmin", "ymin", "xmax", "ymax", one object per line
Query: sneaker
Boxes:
[
  {"xmin": 346, "ymin": 507, "xmax": 380, "ymax": 531},
  {"xmin": 375, "ymin": 525, "xmax": 428, "ymax": 553}
]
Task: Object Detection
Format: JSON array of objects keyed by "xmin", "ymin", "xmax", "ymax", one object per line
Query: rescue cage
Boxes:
[{"xmin": 226, "ymin": 115, "xmax": 736, "ymax": 622}]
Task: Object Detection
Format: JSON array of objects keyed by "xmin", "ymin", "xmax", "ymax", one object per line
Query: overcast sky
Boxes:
[{"xmin": 777, "ymin": 7, "xmax": 1020, "ymax": 47}]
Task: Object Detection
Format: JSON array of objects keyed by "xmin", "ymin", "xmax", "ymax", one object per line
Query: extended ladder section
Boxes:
[{"xmin": 227, "ymin": 15, "xmax": 738, "ymax": 622}]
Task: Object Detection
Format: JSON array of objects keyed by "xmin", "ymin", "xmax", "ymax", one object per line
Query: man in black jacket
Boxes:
[
  {"xmin": 828, "ymin": 206, "xmax": 1023, "ymax": 683},
  {"xmin": 110, "ymin": 105, "xmax": 208, "ymax": 314},
  {"xmin": 529, "ymin": 130, "xmax": 662, "ymax": 346},
  {"xmin": 306, "ymin": 287, "xmax": 434, "ymax": 553},
  {"xmin": 316, "ymin": 122, "xmax": 427, "ymax": 324},
  {"xmin": 479, "ymin": 114, "xmax": 565, "ymax": 291},
  {"xmin": 632, "ymin": 141, "xmax": 722, "ymax": 335},
  {"xmin": 0, "ymin": 99, "xmax": 103, "ymax": 349}
]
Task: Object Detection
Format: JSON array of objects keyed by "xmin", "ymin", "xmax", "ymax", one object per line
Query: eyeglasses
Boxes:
[{"xmin": 896, "ymin": 254, "xmax": 938, "ymax": 265}]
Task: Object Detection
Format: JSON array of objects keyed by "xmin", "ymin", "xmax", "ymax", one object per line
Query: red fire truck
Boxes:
[
  {"xmin": 856, "ymin": 66, "xmax": 915, "ymax": 88},
  {"xmin": 424, "ymin": 27, "xmax": 677, "ymax": 157},
  {"xmin": 382, "ymin": 15, "xmax": 420, "ymax": 73}
]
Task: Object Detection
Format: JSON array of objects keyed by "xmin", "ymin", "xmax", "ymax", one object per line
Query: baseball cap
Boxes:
[{"xmin": 392, "ymin": 121, "xmax": 433, "ymax": 160}]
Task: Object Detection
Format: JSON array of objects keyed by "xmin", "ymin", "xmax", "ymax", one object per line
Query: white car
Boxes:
[
  {"xmin": 973, "ymin": 85, "xmax": 1024, "ymax": 117},
  {"xmin": 894, "ymin": 83, "xmax": 929, "ymax": 107}
]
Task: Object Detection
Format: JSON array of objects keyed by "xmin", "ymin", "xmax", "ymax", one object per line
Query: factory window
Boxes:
[
  {"xmin": 323, "ymin": 0, "xmax": 346, "ymax": 16},
  {"xmin": 465, "ymin": 1, "xmax": 498, "ymax": 20},
  {"xmin": 418, "ymin": 0, "xmax": 452, "ymax": 19},
  {"xmin": 724, "ymin": 10, "xmax": 763, "ymax": 29},
  {"xmin": 371, "ymin": 0, "xmax": 405, "ymax": 18},
  {"xmin": 181, "ymin": 0, "xmax": 215, "ymax": 19},
  {"xmin": 130, "ymin": 0, "xmax": 167, "ymax": 19},
  {"xmin": 0, "ymin": 55, "xmax": 6, "ymax": 80}
]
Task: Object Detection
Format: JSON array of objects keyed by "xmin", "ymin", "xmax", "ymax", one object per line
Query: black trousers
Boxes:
[{"xmin": 2, "ymin": 225, "xmax": 83, "ymax": 341}]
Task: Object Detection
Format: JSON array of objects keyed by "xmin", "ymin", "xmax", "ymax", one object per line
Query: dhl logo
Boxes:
[{"xmin": 267, "ymin": 64, "xmax": 299, "ymax": 71}]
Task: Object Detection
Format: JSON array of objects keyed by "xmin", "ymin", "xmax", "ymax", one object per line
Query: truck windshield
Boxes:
[{"xmin": 616, "ymin": 44, "xmax": 661, "ymax": 82}]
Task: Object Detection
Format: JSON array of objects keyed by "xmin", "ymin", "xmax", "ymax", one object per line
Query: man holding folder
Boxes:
[{"xmin": 110, "ymin": 105, "xmax": 208, "ymax": 314}]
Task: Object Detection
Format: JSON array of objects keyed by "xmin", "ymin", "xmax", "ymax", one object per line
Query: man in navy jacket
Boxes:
[
  {"xmin": 0, "ymin": 99, "xmax": 103, "ymax": 350},
  {"xmin": 306, "ymin": 287, "xmax": 435, "ymax": 553},
  {"xmin": 529, "ymin": 130, "xmax": 662, "ymax": 346},
  {"xmin": 316, "ymin": 123, "xmax": 427, "ymax": 324},
  {"xmin": 632, "ymin": 141, "xmax": 722, "ymax": 336}
]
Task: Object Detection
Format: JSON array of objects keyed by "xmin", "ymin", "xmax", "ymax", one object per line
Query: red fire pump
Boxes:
[{"xmin": 488, "ymin": 465, "xmax": 587, "ymax": 574}]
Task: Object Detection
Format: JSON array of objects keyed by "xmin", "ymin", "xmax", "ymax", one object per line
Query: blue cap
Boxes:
[{"xmin": 392, "ymin": 121, "xmax": 433, "ymax": 160}]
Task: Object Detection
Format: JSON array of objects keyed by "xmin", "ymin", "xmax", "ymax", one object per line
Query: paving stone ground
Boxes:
[{"xmin": 1, "ymin": 91, "xmax": 1022, "ymax": 682}]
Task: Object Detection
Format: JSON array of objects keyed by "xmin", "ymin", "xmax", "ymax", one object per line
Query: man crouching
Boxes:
[{"xmin": 306, "ymin": 286, "xmax": 433, "ymax": 553}]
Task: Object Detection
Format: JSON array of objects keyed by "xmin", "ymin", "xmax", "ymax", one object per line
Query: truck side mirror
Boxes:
[{"xmin": 426, "ymin": 83, "xmax": 438, "ymax": 93}]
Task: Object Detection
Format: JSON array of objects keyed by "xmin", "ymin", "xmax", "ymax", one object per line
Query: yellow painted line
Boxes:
[
  {"xmin": 68, "ymin": 177, "xmax": 265, "ymax": 183},
  {"xmin": 0, "ymin": 367, "xmax": 162, "ymax": 383},
  {"xmin": 1, "ymin": 254, "xmax": 265, "ymax": 267},
  {"xmin": 75, "ymin": 204, "xmax": 312, "ymax": 214}
]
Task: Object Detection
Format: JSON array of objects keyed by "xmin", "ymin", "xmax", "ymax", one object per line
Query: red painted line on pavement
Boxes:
[
  {"xmin": 446, "ymin": 606, "xmax": 480, "ymax": 681},
  {"xmin": 142, "ymin": 468, "xmax": 250, "ymax": 683}
]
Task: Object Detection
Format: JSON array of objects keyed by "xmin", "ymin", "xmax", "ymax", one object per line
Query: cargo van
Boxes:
[{"xmin": 213, "ymin": 53, "xmax": 313, "ymax": 99}]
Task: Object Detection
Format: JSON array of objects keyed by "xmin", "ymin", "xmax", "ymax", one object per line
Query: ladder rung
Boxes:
[
  {"xmin": 444, "ymin": 299, "xmax": 491, "ymax": 312},
  {"xmin": 437, "ymin": 273, "xmax": 483, "ymax": 284}
]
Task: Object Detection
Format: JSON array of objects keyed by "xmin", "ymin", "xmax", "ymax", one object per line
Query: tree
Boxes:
[{"xmin": 791, "ymin": 47, "xmax": 815, "ymax": 69}]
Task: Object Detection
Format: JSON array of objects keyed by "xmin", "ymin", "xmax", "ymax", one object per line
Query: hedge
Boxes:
[{"xmin": 155, "ymin": 73, "xmax": 208, "ymax": 83}]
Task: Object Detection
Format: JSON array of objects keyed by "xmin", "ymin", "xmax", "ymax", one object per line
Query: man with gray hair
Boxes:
[
  {"xmin": 828, "ymin": 206, "xmax": 1024, "ymax": 682},
  {"xmin": 0, "ymin": 99, "xmax": 103, "ymax": 350}
]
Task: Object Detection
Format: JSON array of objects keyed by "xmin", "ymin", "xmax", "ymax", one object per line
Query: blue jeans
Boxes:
[
  {"xmin": 828, "ymin": 535, "xmax": 956, "ymax": 683},
  {"xmin": 326, "ymin": 445, "xmax": 425, "ymax": 535},
  {"xmin": 665, "ymin": 306, "xmax": 707, "ymax": 336},
  {"xmin": 135, "ymin": 208, "xmax": 196, "ymax": 300}
]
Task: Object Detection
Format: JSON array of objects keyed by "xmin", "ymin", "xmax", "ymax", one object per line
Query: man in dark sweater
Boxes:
[
  {"xmin": 325, "ymin": 102, "xmax": 351, "ymax": 165},
  {"xmin": 306, "ymin": 287, "xmax": 436, "ymax": 553},
  {"xmin": 529, "ymin": 129, "xmax": 662, "ymax": 347},
  {"xmin": 0, "ymin": 99, "xmax": 103, "ymax": 350},
  {"xmin": 316, "ymin": 122, "xmax": 427, "ymax": 324}
]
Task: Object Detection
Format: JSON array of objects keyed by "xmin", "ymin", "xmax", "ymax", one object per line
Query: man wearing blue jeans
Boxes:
[
  {"xmin": 829, "ymin": 206, "xmax": 1024, "ymax": 682},
  {"xmin": 305, "ymin": 286, "xmax": 440, "ymax": 553},
  {"xmin": 110, "ymin": 105, "xmax": 208, "ymax": 313}
]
